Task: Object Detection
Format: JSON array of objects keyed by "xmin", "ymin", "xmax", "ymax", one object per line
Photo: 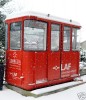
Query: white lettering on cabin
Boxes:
[
  {"xmin": 9, "ymin": 52, "xmax": 21, "ymax": 65},
  {"xmin": 9, "ymin": 59, "xmax": 21, "ymax": 65},
  {"xmin": 10, "ymin": 72, "xmax": 17, "ymax": 77},
  {"xmin": 61, "ymin": 63, "xmax": 71, "ymax": 71}
]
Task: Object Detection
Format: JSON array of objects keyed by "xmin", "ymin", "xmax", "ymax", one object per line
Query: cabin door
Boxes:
[
  {"xmin": 48, "ymin": 24, "xmax": 61, "ymax": 80},
  {"xmin": 61, "ymin": 26, "xmax": 71, "ymax": 78}
]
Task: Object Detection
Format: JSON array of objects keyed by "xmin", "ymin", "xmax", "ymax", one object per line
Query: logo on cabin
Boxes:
[
  {"xmin": 9, "ymin": 52, "xmax": 21, "ymax": 66},
  {"xmin": 61, "ymin": 63, "xmax": 71, "ymax": 71},
  {"xmin": 53, "ymin": 66, "xmax": 60, "ymax": 70},
  {"xmin": 13, "ymin": 52, "xmax": 17, "ymax": 58}
]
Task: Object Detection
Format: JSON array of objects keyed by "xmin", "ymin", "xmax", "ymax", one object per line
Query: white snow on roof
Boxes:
[{"xmin": 6, "ymin": 11, "xmax": 80, "ymax": 26}]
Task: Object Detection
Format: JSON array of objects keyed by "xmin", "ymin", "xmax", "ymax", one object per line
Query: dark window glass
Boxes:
[
  {"xmin": 24, "ymin": 20, "xmax": 47, "ymax": 51},
  {"xmin": 51, "ymin": 24, "xmax": 60, "ymax": 51},
  {"xmin": 10, "ymin": 22, "xmax": 22, "ymax": 50},
  {"xmin": 72, "ymin": 28, "xmax": 79, "ymax": 50},
  {"xmin": 63, "ymin": 26, "xmax": 70, "ymax": 51}
]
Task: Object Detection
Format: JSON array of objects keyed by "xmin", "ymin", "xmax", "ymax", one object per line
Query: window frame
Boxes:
[
  {"xmin": 24, "ymin": 19, "xmax": 47, "ymax": 51},
  {"xmin": 10, "ymin": 21, "xmax": 22, "ymax": 50},
  {"xmin": 51, "ymin": 23, "xmax": 60, "ymax": 51},
  {"xmin": 5, "ymin": 23, "xmax": 8, "ymax": 50},
  {"xmin": 63, "ymin": 26, "xmax": 71, "ymax": 51},
  {"xmin": 72, "ymin": 28, "xmax": 79, "ymax": 51}
]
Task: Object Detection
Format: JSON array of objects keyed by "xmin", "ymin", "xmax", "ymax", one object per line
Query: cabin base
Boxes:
[{"xmin": 5, "ymin": 80, "xmax": 86, "ymax": 98}]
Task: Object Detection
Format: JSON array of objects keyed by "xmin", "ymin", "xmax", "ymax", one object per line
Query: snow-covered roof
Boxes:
[{"xmin": 6, "ymin": 11, "xmax": 80, "ymax": 26}]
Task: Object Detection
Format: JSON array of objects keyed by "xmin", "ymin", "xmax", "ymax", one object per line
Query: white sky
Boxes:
[{"xmin": 1, "ymin": 0, "xmax": 86, "ymax": 42}]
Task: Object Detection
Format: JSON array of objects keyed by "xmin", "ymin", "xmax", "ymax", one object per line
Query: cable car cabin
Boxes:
[{"xmin": 5, "ymin": 12, "xmax": 81, "ymax": 90}]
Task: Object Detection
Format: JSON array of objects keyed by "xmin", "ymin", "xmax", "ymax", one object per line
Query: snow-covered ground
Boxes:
[
  {"xmin": 79, "ymin": 62, "xmax": 86, "ymax": 69},
  {"xmin": 0, "ymin": 75, "xmax": 86, "ymax": 100}
]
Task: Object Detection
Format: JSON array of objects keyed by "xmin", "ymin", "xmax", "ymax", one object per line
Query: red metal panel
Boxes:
[
  {"xmin": 21, "ymin": 52, "xmax": 35, "ymax": 88},
  {"xmin": 70, "ymin": 51, "xmax": 79, "ymax": 77},
  {"xmin": 6, "ymin": 50, "xmax": 22, "ymax": 86},
  {"xmin": 48, "ymin": 52, "xmax": 60, "ymax": 80},
  {"xmin": 6, "ymin": 68, "xmax": 22, "ymax": 85},
  {"xmin": 21, "ymin": 51, "xmax": 48, "ymax": 87},
  {"xmin": 34, "ymin": 52, "xmax": 47, "ymax": 84},
  {"xmin": 61, "ymin": 51, "xmax": 79, "ymax": 78},
  {"xmin": 61, "ymin": 52, "xmax": 71, "ymax": 78}
]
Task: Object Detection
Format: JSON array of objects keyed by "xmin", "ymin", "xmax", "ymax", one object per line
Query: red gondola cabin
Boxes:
[{"xmin": 5, "ymin": 11, "xmax": 81, "ymax": 90}]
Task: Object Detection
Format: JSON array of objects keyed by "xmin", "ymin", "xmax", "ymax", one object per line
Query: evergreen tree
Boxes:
[
  {"xmin": 0, "ymin": 0, "xmax": 11, "ymax": 7},
  {"xmin": 0, "ymin": 0, "xmax": 11, "ymax": 47},
  {"xmin": 0, "ymin": 11, "xmax": 6, "ymax": 47}
]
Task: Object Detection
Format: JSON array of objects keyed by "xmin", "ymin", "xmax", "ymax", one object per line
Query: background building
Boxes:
[{"xmin": 80, "ymin": 40, "xmax": 86, "ymax": 50}]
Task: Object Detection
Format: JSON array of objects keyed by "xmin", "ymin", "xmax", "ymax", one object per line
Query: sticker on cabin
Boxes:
[
  {"xmin": 61, "ymin": 63, "xmax": 78, "ymax": 77},
  {"xmin": 13, "ymin": 52, "xmax": 17, "ymax": 58},
  {"xmin": 9, "ymin": 72, "xmax": 18, "ymax": 79},
  {"xmin": 9, "ymin": 59, "xmax": 21, "ymax": 65},
  {"xmin": 53, "ymin": 66, "xmax": 60, "ymax": 70},
  {"xmin": 61, "ymin": 63, "xmax": 71, "ymax": 71},
  {"xmin": 9, "ymin": 52, "xmax": 21, "ymax": 65}
]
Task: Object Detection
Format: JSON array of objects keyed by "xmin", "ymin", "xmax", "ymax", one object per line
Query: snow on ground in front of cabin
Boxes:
[
  {"xmin": 0, "ymin": 75, "xmax": 86, "ymax": 100},
  {"xmin": 80, "ymin": 62, "xmax": 86, "ymax": 69}
]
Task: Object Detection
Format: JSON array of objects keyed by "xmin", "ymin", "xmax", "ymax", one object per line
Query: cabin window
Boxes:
[
  {"xmin": 5, "ymin": 24, "xmax": 8, "ymax": 49},
  {"xmin": 63, "ymin": 26, "xmax": 70, "ymax": 51},
  {"xmin": 24, "ymin": 20, "xmax": 47, "ymax": 51},
  {"xmin": 72, "ymin": 28, "xmax": 79, "ymax": 50},
  {"xmin": 10, "ymin": 22, "xmax": 22, "ymax": 50},
  {"xmin": 51, "ymin": 24, "xmax": 60, "ymax": 51}
]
